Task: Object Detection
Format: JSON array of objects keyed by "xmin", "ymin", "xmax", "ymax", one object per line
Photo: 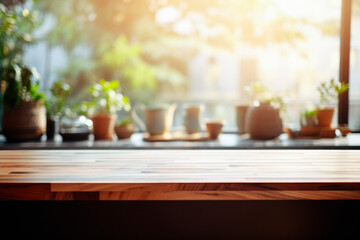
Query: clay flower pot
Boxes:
[
  {"xmin": 300, "ymin": 126, "xmax": 321, "ymax": 137},
  {"xmin": 245, "ymin": 102, "xmax": 283, "ymax": 140},
  {"xmin": 115, "ymin": 123, "xmax": 135, "ymax": 139},
  {"xmin": 320, "ymin": 127, "xmax": 336, "ymax": 138},
  {"xmin": 316, "ymin": 108, "xmax": 335, "ymax": 127},
  {"xmin": 205, "ymin": 120, "xmax": 225, "ymax": 140},
  {"xmin": 338, "ymin": 125, "xmax": 351, "ymax": 137},
  {"xmin": 2, "ymin": 100, "xmax": 46, "ymax": 141},
  {"xmin": 91, "ymin": 114, "xmax": 117, "ymax": 140}
]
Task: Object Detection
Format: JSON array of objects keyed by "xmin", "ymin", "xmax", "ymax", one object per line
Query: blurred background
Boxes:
[{"xmin": 1, "ymin": 0, "xmax": 360, "ymax": 131}]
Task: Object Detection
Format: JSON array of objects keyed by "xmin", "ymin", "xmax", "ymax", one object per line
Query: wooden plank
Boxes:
[
  {"xmin": 99, "ymin": 190, "xmax": 360, "ymax": 200},
  {"xmin": 1, "ymin": 150, "xmax": 360, "ymax": 183},
  {"xmin": 0, "ymin": 183, "xmax": 51, "ymax": 200},
  {"xmin": 51, "ymin": 182, "xmax": 360, "ymax": 192},
  {"xmin": 1, "ymin": 150, "xmax": 360, "ymax": 200}
]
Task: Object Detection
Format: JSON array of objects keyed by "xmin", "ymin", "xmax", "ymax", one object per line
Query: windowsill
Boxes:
[{"xmin": 1, "ymin": 132, "xmax": 360, "ymax": 150}]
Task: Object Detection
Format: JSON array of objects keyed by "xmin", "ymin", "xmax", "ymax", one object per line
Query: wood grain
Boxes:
[{"xmin": 1, "ymin": 150, "xmax": 360, "ymax": 200}]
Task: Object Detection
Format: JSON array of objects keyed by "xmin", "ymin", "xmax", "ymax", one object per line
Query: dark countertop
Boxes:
[{"xmin": 1, "ymin": 132, "xmax": 360, "ymax": 150}]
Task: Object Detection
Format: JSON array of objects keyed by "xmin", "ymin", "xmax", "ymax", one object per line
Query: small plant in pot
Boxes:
[
  {"xmin": 115, "ymin": 117, "xmax": 135, "ymax": 139},
  {"xmin": 86, "ymin": 79, "xmax": 130, "ymax": 140},
  {"xmin": 299, "ymin": 108, "xmax": 320, "ymax": 137},
  {"xmin": 45, "ymin": 80, "xmax": 71, "ymax": 140},
  {"xmin": 2, "ymin": 64, "xmax": 46, "ymax": 141},
  {"xmin": 301, "ymin": 108, "xmax": 317, "ymax": 127},
  {"xmin": 317, "ymin": 78, "xmax": 349, "ymax": 127},
  {"xmin": 244, "ymin": 82, "xmax": 285, "ymax": 140}
]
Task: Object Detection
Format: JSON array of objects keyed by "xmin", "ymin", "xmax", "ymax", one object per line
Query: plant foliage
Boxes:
[
  {"xmin": 317, "ymin": 78, "xmax": 349, "ymax": 106},
  {"xmin": 245, "ymin": 81, "xmax": 286, "ymax": 111},
  {"xmin": 0, "ymin": 3, "xmax": 40, "ymax": 70},
  {"xmin": 86, "ymin": 79, "xmax": 130, "ymax": 116},
  {"xmin": 45, "ymin": 80, "xmax": 72, "ymax": 117},
  {"xmin": 2, "ymin": 64, "xmax": 44, "ymax": 109},
  {"xmin": 302, "ymin": 109, "xmax": 317, "ymax": 118}
]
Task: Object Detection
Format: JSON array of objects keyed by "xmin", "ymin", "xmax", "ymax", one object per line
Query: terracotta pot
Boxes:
[
  {"xmin": 2, "ymin": 100, "xmax": 46, "ymax": 141},
  {"xmin": 316, "ymin": 108, "xmax": 334, "ymax": 127},
  {"xmin": 300, "ymin": 126, "xmax": 321, "ymax": 137},
  {"xmin": 245, "ymin": 102, "xmax": 283, "ymax": 140},
  {"xmin": 205, "ymin": 120, "xmax": 225, "ymax": 140},
  {"xmin": 338, "ymin": 125, "xmax": 351, "ymax": 137},
  {"xmin": 115, "ymin": 123, "xmax": 135, "ymax": 139},
  {"xmin": 320, "ymin": 127, "xmax": 336, "ymax": 138},
  {"xmin": 91, "ymin": 114, "xmax": 116, "ymax": 140}
]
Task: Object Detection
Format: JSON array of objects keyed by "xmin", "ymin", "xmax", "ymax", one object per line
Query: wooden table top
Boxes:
[{"xmin": 1, "ymin": 149, "xmax": 360, "ymax": 200}]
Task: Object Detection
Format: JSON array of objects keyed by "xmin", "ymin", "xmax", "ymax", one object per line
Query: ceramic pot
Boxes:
[
  {"xmin": 236, "ymin": 105, "xmax": 249, "ymax": 134},
  {"xmin": 245, "ymin": 102, "xmax": 283, "ymax": 140},
  {"xmin": 91, "ymin": 114, "xmax": 116, "ymax": 140},
  {"xmin": 132, "ymin": 104, "xmax": 177, "ymax": 136},
  {"xmin": 2, "ymin": 100, "xmax": 46, "ymax": 141},
  {"xmin": 184, "ymin": 105, "xmax": 203, "ymax": 134},
  {"xmin": 115, "ymin": 123, "xmax": 135, "ymax": 139},
  {"xmin": 316, "ymin": 108, "xmax": 334, "ymax": 127},
  {"xmin": 46, "ymin": 116, "xmax": 59, "ymax": 140}
]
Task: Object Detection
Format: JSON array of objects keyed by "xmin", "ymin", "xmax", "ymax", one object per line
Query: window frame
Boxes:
[{"xmin": 339, "ymin": 0, "xmax": 352, "ymax": 126}]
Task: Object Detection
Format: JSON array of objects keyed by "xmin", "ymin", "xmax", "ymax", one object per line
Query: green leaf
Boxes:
[{"xmin": 317, "ymin": 78, "xmax": 349, "ymax": 106}]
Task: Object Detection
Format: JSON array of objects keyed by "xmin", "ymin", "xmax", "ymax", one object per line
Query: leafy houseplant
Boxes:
[
  {"xmin": 316, "ymin": 78, "xmax": 349, "ymax": 127},
  {"xmin": 87, "ymin": 79, "xmax": 130, "ymax": 140},
  {"xmin": 45, "ymin": 80, "xmax": 71, "ymax": 140},
  {"xmin": 2, "ymin": 64, "xmax": 46, "ymax": 141},
  {"xmin": 0, "ymin": 4, "xmax": 40, "ymax": 128}
]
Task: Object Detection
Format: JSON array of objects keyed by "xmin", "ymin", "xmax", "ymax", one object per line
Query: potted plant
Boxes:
[
  {"xmin": 2, "ymin": 64, "xmax": 46, "ymax": 141},
  {"xmin": 0, "ymin": 5, "xmax": 40, "ymax": 129},
  {"xmin": 45, "ymin": 80, "xmax": 71, "ymax": 140},
  {"xmin": 301, "ymin": 109, "xmax": 317, "ymax": 127},
  {"xmin": 244, "ymin": 82, "xmax": 284, "ymax": 140},
  {"xmin": 86, "ymin": 79, "xmax": 130, "ymax": 140},
  {"xmin": 115, "ymin": 117, "xmax": 135, "ymax": 139},
  {"xmin": 299, "ymin": 108, "xmax": 320, "ymax": 137},
  {"xmin": 316, "ymin": 78, "xmax": 349, "ymax": 127}
]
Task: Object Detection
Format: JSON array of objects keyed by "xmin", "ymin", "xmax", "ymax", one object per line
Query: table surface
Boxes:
[
  {"xmin": 1, "ymin": 132, "xmax": 360, "ymax": 150},
  {"xmin": 1, "ymin": 149, "xmax": 360, "ymax": 200}
]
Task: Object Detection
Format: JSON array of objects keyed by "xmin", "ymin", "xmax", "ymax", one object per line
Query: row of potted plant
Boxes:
[
  {"xmin": 1, "ymin": 61, "xmax": 350, "ymax": 142},
  {"xmin": 239, "ymin": 77, "xmax": 350, "ymax": 140}
]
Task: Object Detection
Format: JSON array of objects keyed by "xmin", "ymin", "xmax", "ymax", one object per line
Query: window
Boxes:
[{"xmin": 1, "ymin": 0, "xmax": 357, "ymax": 132}]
